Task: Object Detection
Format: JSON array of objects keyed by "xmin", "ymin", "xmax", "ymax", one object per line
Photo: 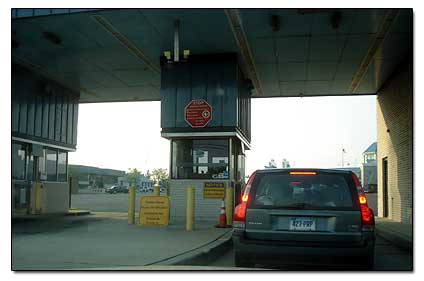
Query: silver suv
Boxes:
[{"xmin": 233, "ymin": 169, "xmax": 375, "ymax": 269}]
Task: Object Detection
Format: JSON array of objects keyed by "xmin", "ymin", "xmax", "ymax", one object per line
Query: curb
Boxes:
[
  {"xmin": 150, "ymin": 229, "xmax": 233, "ymax": 266},
  {"xmin": 12, "ymin": 210, "xmax": 91, "ymax": 223},
  {"xmin": 376, "ymin": 227, "xmax": 412, "ymax": 253},
  {"xmin": 66, "ymin": 210, "xmax": 91, "ymax": 216}
]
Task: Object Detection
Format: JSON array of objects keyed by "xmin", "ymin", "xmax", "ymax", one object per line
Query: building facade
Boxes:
[
  {"xmin": 376, "ymin": 60, "xmax": 413, "ymax": 223},
  {"xmin": 117, "ymin": 174, "xmax": 154, "ymax": 190},
  {"xmin": 361, "ymin": 142, "xmax": 378, "ymax": 192},
  {"xmin": 68, "ymin": 165, "xmax": 125, "ymax": 192}
]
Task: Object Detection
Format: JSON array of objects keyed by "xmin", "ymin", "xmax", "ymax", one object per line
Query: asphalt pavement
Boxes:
[
  {"xmin": 71, "ymin": 192, "xmax": 379, "ymax": 221},
  {"xmin": 71, "ymin": 192, "xmax": 157, "ymax": 213},
  {"xmin": 13, "ymin": 192, "xmax": 411, "ymax": 271},
  {"xmin": 12, "ymin": 213, "xmax": 230, "ymax": 270},
  {"xmin": 193, "ymin": 236, "xmax": 412, "ymax": 271}
]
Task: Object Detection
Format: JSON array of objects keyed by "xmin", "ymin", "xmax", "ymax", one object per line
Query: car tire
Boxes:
[{"xmin": 234, "ymin": 252, "xmax": 254, "ymax": 268}]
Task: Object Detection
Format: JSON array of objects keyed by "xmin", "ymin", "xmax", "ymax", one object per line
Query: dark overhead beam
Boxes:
[
  {"xmin": 91, "ymin": 14, "xmax": 160, "ymax": 74},
  {"xmin": 12, "ymin": 55, "xmax": 99, "ymax": 99},
  {"xmin": 347, "ymin": 9, "xmax": 400, "ymax": 94},
  {"xmin": 225, "ymin": 9, "xmax": 264, "ymax": 96}
]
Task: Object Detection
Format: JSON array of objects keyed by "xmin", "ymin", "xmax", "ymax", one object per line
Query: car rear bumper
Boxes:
[{"xmin": 233, "ymin": 232, "xmax": 374, "ymax": 266}]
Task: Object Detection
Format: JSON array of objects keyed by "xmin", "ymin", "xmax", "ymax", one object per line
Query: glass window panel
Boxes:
[
  {"xmin": 12, "ymin": 143, "xmax": 26, "ymax": 180},
  {"xmin": 27, "ymin": 154, "xmax": 34, "ymax": 182},
  {"xmin": 252, "ymin": 174, "xmax": 353, "ymax": 209},
  {"xmin": 58, "ymin": 151, "xmax": 68, "ymax": 182},
  {"xmin": 46, "ymin": 149, "xmax": 57, "ymax": 181},
  {"xmin": 237, "ymin": 154, "xmax": 245, "ymax": 183},
  {"xmin": 39, "ymin": 149, "xmax": 47, "ymax": 181},
  {"xmin": 172, "ymin": 139, "xmax": 229, "ymax": 179}
]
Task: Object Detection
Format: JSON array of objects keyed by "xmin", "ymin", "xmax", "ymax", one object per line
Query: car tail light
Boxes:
[
  {"xmin": 360, "ymin": 205, "xmax": 375, "ymax": 230},
  {"xmin": 233, "ymin": 172, "xmax": 256, "ymax": 229},
  {"xmin": 289, "ymin": 171, "xmax": 317, "ymax": 175},
  {"xmin": 352, "ymin": 173, "xmax": 375, "ymax": 231}
]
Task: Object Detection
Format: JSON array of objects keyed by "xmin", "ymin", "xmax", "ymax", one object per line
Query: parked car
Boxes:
[
  {"xmin": 106, "ymin": 185, "xmax": 128, "ymax": 194},
  {"xmin": 232, "ymin": 168, "xmax": 375, "ymax": 269},
  {"xmin": 139, "ymin": 186, "xmax": 150, "ymax": 192}
]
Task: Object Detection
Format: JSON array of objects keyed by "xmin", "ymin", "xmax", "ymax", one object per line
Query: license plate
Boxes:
[{"xmin": 289, "ymin": 217, "xmax": 316, "ymax": 231}]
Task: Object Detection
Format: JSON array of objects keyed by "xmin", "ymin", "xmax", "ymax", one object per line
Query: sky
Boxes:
[{"xmin": 68, "ymin": 95, "xmax": 377, "ymax": 176}]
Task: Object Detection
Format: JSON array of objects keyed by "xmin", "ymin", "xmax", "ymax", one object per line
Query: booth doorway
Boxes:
[{"xmin": 382, "ymin": 157, "xmax": 389, "ymax": 218}]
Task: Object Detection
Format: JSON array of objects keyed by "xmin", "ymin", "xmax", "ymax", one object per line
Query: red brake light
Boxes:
[
  {"xmin": 360, "ymin": 205, "xmax": 375, "ymax": 231},
  {"xmin": 234, "ymin": 202, "xmax": 247, "ymax": 221},
  {"xmin": 352, "ymin": 173, "xmax": 375, "ymax": 230},
  {"xmin": 361, "ymin": 205, "xmax": 374, "ymax": 223},
  {"xmin": 290, "ymin": 171, "xmax": 317, "ymax": 175},
  {"xmin": 234, "ymin": 172, "xmax": 256, "ymax": 228}
]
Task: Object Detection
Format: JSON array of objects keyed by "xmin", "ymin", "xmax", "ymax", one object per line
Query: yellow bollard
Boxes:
[
  {"xmin": 128, "ymin": 186, "xmax": 136, "ymax": 224},
  {"xmin": 153, "ymin": 183, "xmax": 160, "ymax": 196},
  {"xmin": 35, "ymin": 182, "xmax": 43, "ymax": 214},
  {"xmin": 225, "ymin": 186, "xmax": 233, "ymax": 226},
  {"xmin": 186, "ymin": 187, "xmax": 195, "ymax": 231}
]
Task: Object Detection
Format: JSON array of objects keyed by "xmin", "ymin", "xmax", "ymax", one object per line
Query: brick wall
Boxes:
[{"xmin": 376, "ymin": 61, "xmax": 413, "ymax": 223}]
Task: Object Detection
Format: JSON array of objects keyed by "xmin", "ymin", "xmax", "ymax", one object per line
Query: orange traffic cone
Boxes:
[{"xmin": 215, "ymin": 200, "xmax": 228, "ymax": 228}]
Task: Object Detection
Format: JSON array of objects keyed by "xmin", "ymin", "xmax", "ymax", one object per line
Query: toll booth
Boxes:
[
  {"xmin": 12, "ymin": 64, "xmax": 79, "ymax": 216},
  {"xmin": 160, "ymin": 53, "xmax": 251, "ymax": 223}
]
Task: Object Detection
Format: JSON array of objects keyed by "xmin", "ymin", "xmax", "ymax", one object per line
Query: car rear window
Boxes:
[{"xmin": 251, "ymin": 173, "xmax": 354, "ymax": 209}]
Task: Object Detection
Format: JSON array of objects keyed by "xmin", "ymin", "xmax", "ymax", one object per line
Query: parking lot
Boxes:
[
  {"xmin": 71, "ymin": 192, "xmax": 160, "ymax": 213},
  {"xmin": 72, "ymin": 190, "xmax": 378, "ymax": 215}
]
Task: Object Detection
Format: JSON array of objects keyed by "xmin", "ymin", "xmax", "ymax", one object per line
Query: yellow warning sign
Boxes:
[
  {"xmin": 204, "ymin": 182, "xmax": 225, "ymax": 199},
  {"xmin": 139, "ymin": 196, "xmax": 170, "ymax": 226}
]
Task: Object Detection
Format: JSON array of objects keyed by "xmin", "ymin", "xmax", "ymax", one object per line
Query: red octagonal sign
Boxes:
[{"xmin": 185, "ymin": 99, "xmax": 212, "ymax": 128}]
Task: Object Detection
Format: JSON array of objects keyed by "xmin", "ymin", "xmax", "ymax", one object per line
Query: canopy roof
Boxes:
[{"xmin": 12, "ymin": 8, "xmax": 412, "ymax": 103}]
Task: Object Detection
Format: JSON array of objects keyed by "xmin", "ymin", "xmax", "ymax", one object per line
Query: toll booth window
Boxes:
[
  {"xmin": 26, "ymin": 154, "xmax": 34, "ymax": 182},
  {"xmin": 57, "ymin": 151, "xmax": 68, "ymax": 182},
  {"xmin": 172, "ymin": 139, "xmax": 229, "ymax": 179},
  {"xmin": 12, "ymin": 143, "xmax": 26, "ymax": 180},
  {"xmin": 46, "ymin": 149, "xmax": 57, "ymax": 181},
  {"xmin": 38, "ymin": 149, "xmax": 47, "ymax": 181}
]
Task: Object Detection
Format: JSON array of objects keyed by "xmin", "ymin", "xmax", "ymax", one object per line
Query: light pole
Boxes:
[{"xmin": 341, "ymin": 148, "xmax": 346, "ymax": 168}]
